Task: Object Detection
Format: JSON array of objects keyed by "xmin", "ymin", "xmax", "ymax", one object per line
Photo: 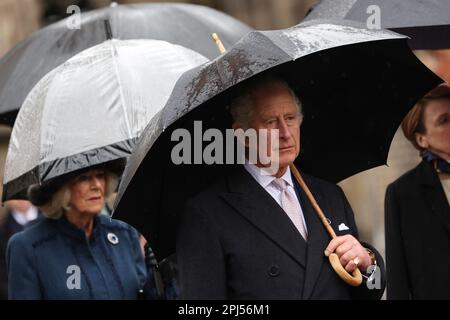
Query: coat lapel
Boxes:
[
  {"xmin": 219, "ymin": 165, "xmax": 307, "ymax": 269},
  {"xmin": 419, "ymin": 161, "xmax": 450, "ymax": 235},
  {"xmin": 293, "ymin": 174, "xmax": 329, "ymax": 300}
]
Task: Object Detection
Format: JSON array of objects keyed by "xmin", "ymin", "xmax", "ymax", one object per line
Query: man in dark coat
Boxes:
[
  {"xmin": 0, "ymin": 200, "xmax": 40, "ymax": 299},
  {"xmin": 177, "ymin": 76, "xmax": 385, "ymax": 299}
]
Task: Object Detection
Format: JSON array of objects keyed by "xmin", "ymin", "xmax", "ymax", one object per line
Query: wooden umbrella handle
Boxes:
[
  {"xmin": 329, "ymin": 253, "xmax": 363, "ymax": 287},
  {"xmin": 289, "ymin": 164, "xmax": 363, "ymax": 286},
  {"xmin": 211, "ymin": 33, "xmax": 226, "ymax": 54}
]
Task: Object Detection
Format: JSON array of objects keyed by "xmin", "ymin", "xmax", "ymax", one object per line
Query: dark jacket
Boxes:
[
  {"xmin": 385, "ymin": 160, "xmax": 450, "ymax": 299},
  {"xmin": 177, "ymin": 165, "xmax": 385, "ymax": 299},
  {"xmin": 0, "ymin": 211, "xmax": 41, "ymax": 299},
  {"xmin": 6, "ymin": 214, "xmax": 154, "ymax": 300}
]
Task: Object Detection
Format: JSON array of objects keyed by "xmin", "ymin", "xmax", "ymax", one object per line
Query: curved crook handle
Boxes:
[
  {"xmin": 290, "ymin": 165, "xmax": 363, "ymax": 287},
  {"xmin": 329, "ymin": 253, "xmax": 363, "ymax": 287}
]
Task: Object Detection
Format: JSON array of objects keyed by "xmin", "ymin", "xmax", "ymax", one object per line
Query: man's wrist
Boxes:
[
  {"xmin": 365, "ymin": 248, "xmax": 377, "ymax": 266},
  {"xmin": 361, "ymin": 247, "xmax": 377, "ymax": 274}
]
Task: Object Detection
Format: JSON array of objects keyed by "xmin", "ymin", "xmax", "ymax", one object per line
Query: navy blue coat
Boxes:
[{"xmin": 7, "ymin": 214, "xmax": 151, "ymax": 300}]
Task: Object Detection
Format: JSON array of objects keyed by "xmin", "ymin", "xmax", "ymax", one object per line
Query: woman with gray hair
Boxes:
[{"xmin": 6, "ymin": 161, "xmax": 159, "ymax": 300}]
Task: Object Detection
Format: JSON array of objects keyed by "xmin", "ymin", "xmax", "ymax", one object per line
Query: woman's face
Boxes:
[
  {"xmin": 68, "ymin": 169, "xmax": 106, "ymax": 216},
  {"xmin": 416, "ymin": 98, "xmax": 450, "ymax": 160}
]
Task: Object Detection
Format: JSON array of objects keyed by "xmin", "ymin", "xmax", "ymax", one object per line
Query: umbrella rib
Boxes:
[{"xmin": 109, "ymin": 40, "xmax": 133, "ymax": 138}]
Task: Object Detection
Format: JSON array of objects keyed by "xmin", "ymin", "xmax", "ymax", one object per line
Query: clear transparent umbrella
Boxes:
[{"xmin": 2, "ymin": 39, "xmax": 208, "ymax": 201}]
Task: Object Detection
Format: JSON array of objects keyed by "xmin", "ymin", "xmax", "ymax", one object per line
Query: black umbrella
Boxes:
[
  {"xmin": 0, "ymin": 2, "xmax": 251, "ymax": 125},
  {"xmin": 112, "ymin": 19, "xmax": 441, "ymax": 261},
  {"xmin": 304, "ymin": 0, "xmax": 450, "ymax": 50}
]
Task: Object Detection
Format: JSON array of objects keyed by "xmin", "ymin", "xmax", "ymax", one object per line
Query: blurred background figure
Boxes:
[
  {"xmin": 385, "ymin": 84, "xmax": 450, "ymax": 299},
  {"xmin": 0, "ymin": 200, "xmax": 40, "ymax": 299}
]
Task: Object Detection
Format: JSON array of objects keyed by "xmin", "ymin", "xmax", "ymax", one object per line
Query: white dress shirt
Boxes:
[
  {"xmin": 12, "ymin": 206, "xmax": 39, "ymax": 226},
  {"xmin": 243, "ymin": 163, "xmax": 308, "ymax": 233}
]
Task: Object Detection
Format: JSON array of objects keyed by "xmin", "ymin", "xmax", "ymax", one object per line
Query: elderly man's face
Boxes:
[
  {"xmin": 241, "ymin": 82, "xmax": 302, "ymax": 175},
  {"xmin": 68, "ymin": 169, "xmax": 106, "ymax": 216}
]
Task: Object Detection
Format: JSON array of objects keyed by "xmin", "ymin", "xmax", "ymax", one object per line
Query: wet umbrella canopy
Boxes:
[
  {"xmin": 2, "ymin": 39, "xmax": 208, "ymax": 201},
  {"xmin": 113, "ymin": 19, "xmax": 441, "ymax": 260},
  {"xmin": 305, "ymin": 0, "xmax": 450, "ymax": 49},
  {"xmin": 0, "ymin": 2, "xmax": 251, "ymax": 125}
]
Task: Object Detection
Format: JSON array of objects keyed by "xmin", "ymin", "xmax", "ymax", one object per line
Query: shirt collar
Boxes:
[
  {"xmin": 243, "ymin": 162, "xmax": 294, "ymax": 188},
  {"xmin": 11, "ymin": 206, "xmax": 39, "ymax": 226}
]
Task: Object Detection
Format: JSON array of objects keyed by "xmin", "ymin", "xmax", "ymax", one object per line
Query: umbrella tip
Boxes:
[
  {"xmin": 211, "ymin": 33, "xmax": 226, "ymax": 54},
  {"xmin": 104, "ymin": 19, "xmax": 113, "ymax": 40}
]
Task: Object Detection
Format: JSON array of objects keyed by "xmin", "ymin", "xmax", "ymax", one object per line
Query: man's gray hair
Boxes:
[
  {"xmin": 31, "ymin": 171, "xmax": 118, "ymax": 219},
  {"xmin": 229, "ymin": 75, "xmax": 303, "ymax": 128}
]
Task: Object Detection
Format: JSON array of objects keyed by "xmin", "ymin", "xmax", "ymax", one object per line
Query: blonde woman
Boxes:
[{"xmin": 6, "ymin": 163, "xmax": 158, "ymax": 300}]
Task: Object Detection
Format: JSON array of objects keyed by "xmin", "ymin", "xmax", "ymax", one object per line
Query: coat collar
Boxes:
[
  {"xmin": 418, "ymin": 160, "xmax": 450, "ymax": 235},
  {"xmin": 56, "ymin": 214, "xmax": 103, "ymax": 242}
]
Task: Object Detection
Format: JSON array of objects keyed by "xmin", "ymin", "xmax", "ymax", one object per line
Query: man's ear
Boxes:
[{"xmin": 415, "ymin": 132, "xmax": 429, "ymax": 149}]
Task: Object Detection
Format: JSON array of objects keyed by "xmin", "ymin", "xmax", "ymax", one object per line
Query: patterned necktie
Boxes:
[{"xmin": 271, "ymin": 178, "xmax": 308, "ymax": 240}]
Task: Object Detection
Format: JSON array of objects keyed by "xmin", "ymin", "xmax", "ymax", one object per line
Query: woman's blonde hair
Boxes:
[
  {"xmin": 401, "ymin": 83, "xmax": 450, "ymax": 152},
  {"xmin": 32, "ymin": 170, "xmax": 118, "ymax": 219}
]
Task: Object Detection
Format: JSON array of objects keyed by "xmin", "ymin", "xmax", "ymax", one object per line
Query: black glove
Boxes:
[{"xmin": 143, "ymin": 243, "xmax": 165, "ymax": 300}]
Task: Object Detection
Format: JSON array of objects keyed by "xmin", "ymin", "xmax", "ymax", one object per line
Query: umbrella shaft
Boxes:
[{"xmin": 289, "ymin": 164, "xmax": 337, "ymax": 239}]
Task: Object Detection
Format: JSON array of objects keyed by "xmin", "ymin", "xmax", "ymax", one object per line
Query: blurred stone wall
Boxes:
[
  {"xmin": 117, "ymin": 0, "xmax": 317, "ymax": 29},
  {"xmin": 0, "ymin": 0, "xmax": 42, "ymax": 219},
  {"xmin": 0, "ymin": 0, "xmax": 42, "ymax": 57},
  {"xmin": 212, "ymin": 0, "xmax": 317, "ymax": 29}
]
